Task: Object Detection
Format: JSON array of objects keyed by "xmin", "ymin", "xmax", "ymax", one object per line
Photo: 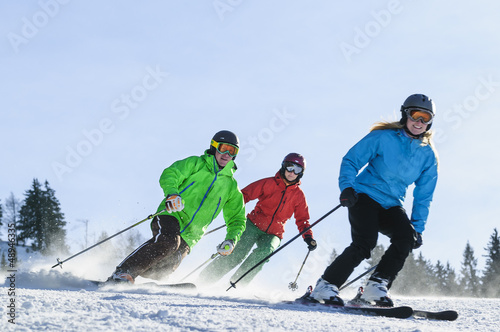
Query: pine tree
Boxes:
[
  {"xmin": 434, "ymin": 260, "xmax": 449, "ymax": 295},
  {"xmin": 18, "ymin": 179, "xmax": 44, "ymax": 247},
  {"xmin": 415, "ymin": 252, "xmax": 436, "ymax": 295},
  {"xmin": 459, "ymin": 241, "xmax": 480, "ymax": 297},
  {"xmin": 4, "ymin": 193, "xmax": 21, "ymax": 245},
  {"xmin": 481, "ymin": 228, "xmax": 500, "ymax": 298},
  {"xmin": 443, "ymin": 262, "xmax": 459, "ymax": 296},
  {"xmin": 391, "ymin": 251, "xmax": 418, "ymax": 295},
  {"xmin": 1, "ymin": 252, "xmax": 7, "ymax": 271},
  {"xmin": 327, "ymin": 247, "xmax": 338, "ymax": 265},
  {"xmin": 42, "ymin": 180, "xmax": 69, "ymax": 255},
  {"xmin": 0, "ymin": 198, "xmax": 3, "ymax": 237},
  {"xmin": 18, "ymin": 179, "xmax": 69, "ymax": 255}
]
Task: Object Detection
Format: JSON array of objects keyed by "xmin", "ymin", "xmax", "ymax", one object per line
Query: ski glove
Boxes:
[
  {"xmin": 413, "ymin": 232, "xmax": 423, "ymax": 249},
  {"xmin": 340, "ymin": 187, "xmax": 358, "ymax": 208},
  {"xmin": 217, "ymin": 240, "xmax": 235, "ymax": 256},
  {"xmin": 165, "ymin": 194, "xmax": 184, "ymax": 213},
  {"xmin": 304, "ymin": 235, "xmax": 317, "ymax": 251}
]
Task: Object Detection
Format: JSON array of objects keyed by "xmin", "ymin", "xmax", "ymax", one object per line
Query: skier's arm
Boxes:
[
  {"xmin": 241, "ymin": 178, "xmax": 267, "ymax": 204},
  {"xmin": 222, "ymin": 187, "xmax": 246, "ymax": 245},
  {"xmin": 339, "ymin": 131, "xmax": 381, "ymax": 191},
  {"xmin": 411, "ymin": 159, "xmax": 438, "ymax": 234},
  {"xmin": 159, "ymin": 156, "xmax": 199, "ymax": 197},
  {"xmin": 294, "ymin": 192, "xmax": 313, "ymax": 239}
]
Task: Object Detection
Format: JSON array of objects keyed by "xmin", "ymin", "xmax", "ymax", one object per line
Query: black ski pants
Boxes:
[
  {"xmin": 322, "ymin": 194, "xmax": 415, "ymax": 289},
  {"xmin": 117, "ymin": 215, "xmax": 190, "ymax": 280}
]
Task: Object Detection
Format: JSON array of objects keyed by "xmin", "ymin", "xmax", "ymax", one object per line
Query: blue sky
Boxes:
[{"xmin": 1, "ymin": 1, "xmax": 499, "ymax": 284}]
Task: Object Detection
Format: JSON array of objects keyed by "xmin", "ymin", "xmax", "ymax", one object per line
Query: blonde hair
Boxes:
[{"xmin": 370, "ymin": 121, "xmax": 439, "ymax": 166}]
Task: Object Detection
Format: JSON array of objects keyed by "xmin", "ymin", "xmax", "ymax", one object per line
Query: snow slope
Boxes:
[{"xmin": 1, "ymin": 270, "xmax": 498, "ymax": 332}]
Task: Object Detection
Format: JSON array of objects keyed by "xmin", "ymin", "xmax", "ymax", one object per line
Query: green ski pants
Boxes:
[{"xmin": 198, "ymin": 218, "xmax": 281, "ymax": 287}]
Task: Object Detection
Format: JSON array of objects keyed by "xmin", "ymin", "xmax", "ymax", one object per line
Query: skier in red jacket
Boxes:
[{"xmin": 198, "ymin": 153, "xmax": 317, "ymax": 287}]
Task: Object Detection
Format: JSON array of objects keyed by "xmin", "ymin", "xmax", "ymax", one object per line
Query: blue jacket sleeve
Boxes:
[
  {"xmin": 339, "ymin": 131, "xmax": 381, "ymax": 192},
  {"xmin": 411, "ymin": 157, "xmax": 438, "ymax": 234}
]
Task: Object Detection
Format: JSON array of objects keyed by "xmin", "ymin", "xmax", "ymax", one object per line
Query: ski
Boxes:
[
  {"xmin": 289, "ymin": 297, "xmax": 413, "ymax": 319},
  {"xmin": 87, "ymin": 279, "xmax": 197, "ymax": 290},
  {"xmin": 413, "ymin": 309, "xmax": 458, "ymax": 321},
  {"xmin": 347, "ymin": 285, "xmax": 458, "ymax": 321},
  {"xmin": 286, "ymin": 286, "xmax": 458, "ymax": 321},
  {"xmin": 289, "ymin": 297, "xmax": 458, "ymax": 321}
]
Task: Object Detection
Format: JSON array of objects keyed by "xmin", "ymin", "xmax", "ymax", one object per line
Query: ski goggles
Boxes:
[
  {"xmin": 284, "ymin": 162, "xmax": 303, "ymax": 175},
  {"xmin": 405, "ymin": 108, "xmax": 434, "ymax": 125},
  {"xmin": 211, "ymin": 140, "xmax": 239, "ymax": 157}
]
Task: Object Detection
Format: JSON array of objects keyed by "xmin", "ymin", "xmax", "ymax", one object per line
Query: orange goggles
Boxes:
[
  {"xmin": 405, "ymin": 108, "xmax": 434, "ymax": 125},
  {"xmin": 211, "ymin": 140, "xmax": 239, "ymax": 157}
]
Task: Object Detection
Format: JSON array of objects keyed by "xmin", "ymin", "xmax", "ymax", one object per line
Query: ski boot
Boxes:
[
  {"xmin": 309, "ymin": 278, "xmax": 344, "ymax": 305},
  {"xmin": 107, "ymin": 269, "xmax": 135, "ymax": 284},
  {"xmin": 358, "ymin": 275, "xmax": 394, "ymax": 307}
]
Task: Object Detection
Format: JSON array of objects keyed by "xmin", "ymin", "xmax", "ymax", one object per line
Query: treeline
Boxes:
[{"xmin": 360, "ymin": 228, "xmax": 500, "ymax": 298}]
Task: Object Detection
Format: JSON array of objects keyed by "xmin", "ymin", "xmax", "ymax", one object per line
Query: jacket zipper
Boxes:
[
  {"xmin": 211, "ymin": 197, "xmax": 222, "ymax": 222},
  {"xmin": 180, "ymin": 157, "xmax": 220, "ymax": 234},
  {"xmin": 265, "ymin": 186, "xmax": 288, "ymax": 233}
]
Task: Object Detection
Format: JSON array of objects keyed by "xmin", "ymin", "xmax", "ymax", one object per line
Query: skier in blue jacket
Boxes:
[{"xmin": 310, "ymin": 94, "xmax": 439, "ymax": 307}]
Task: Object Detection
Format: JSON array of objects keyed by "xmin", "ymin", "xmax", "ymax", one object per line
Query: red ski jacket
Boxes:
[{"xmin": 241, "ymin": 172, "xmax": 313, "ymax": 239}]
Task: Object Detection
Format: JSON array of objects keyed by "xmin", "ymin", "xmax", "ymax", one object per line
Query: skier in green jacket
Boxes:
[{"xmin": 108, "ymin": 130, "xmax": 247, "ymax": 283}]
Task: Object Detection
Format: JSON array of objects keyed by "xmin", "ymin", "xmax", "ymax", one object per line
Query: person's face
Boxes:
[
  {"xmin": 215, "ymin": 150, "xmax": 232, "ymax": 168},
  {"xmin": 284, "ymin": 169, "xmax": 299, "ymax": 182},
  {"xmin": 406, "ymin": 116, "xmax": 428, "ymax": 136}
]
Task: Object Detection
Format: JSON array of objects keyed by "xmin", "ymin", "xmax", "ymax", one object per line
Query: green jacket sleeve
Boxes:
[
  {"xmin": 159, "ymin": 156, "xmax": 199, "ymax": 197},
  {"xmin": 222, "ymin": 186, "xmax": 246, "ymax": 245}
]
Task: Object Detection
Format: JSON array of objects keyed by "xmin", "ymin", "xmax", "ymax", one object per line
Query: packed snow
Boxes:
[{"xmin": 2, "ymin": 267, "xmax": 498, "ymax": 331}]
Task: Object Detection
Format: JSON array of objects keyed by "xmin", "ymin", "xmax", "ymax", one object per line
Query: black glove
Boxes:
[
  {"xmin": 340, "ymin": 187, "xmax": 358, "ymax": 207},
  {"xmin": 413, "ymin": 232, "xmax": 423, "ymax": 249},
  {"xmin": 304, "ymin": 235, "xmax": 317, "ymax": 251}
]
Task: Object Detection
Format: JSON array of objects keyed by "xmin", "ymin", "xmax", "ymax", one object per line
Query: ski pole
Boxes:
[
  {"xmin": 227, "ymin": 204, "xmax": 342, "ymax": 291},
  {"xmin": 51, "ymin": 208, "xmax": 167, "ymax": 269},
  {"xmin": 339, "ymin": 264, "xmax": 378, "ymax": 291},
  {"xmin": 288, "ymin": 250, "xmax": 311, "ymax": 291},
  {"xmin": 204, "ymin": 224, "xmax": 225, "ymax": 236},
  {"xmin": 180, "ymin": 253, "xmax": 218, "ymax": 281}
]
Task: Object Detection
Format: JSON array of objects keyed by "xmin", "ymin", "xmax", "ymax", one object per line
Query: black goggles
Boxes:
[{"xmin": 284, "ymin": 162, "xmax": 303, "ymax": 175}]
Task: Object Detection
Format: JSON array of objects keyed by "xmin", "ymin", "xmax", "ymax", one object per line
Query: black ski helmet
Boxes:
[
  {"xmin": 280, "ymin": 153, "xmax": 306, "ymax": 181},
  {"xmin": 400, "ymin": 94, "xmax": 436, "ymax": 130},
  {"xmin": 209, "ymin": 130, "xmax": 240, "ymax": 159}
]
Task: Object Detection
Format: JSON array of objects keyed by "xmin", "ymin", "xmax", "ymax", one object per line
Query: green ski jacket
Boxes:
[{"xmin": 155, "ymin": 151, "xmax": 246, "ymax": 250}]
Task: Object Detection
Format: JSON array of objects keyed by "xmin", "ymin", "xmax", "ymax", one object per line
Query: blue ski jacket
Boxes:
[{"xmin": 339, "ymin": 128, "xmax": 438, "ymax": 233}]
